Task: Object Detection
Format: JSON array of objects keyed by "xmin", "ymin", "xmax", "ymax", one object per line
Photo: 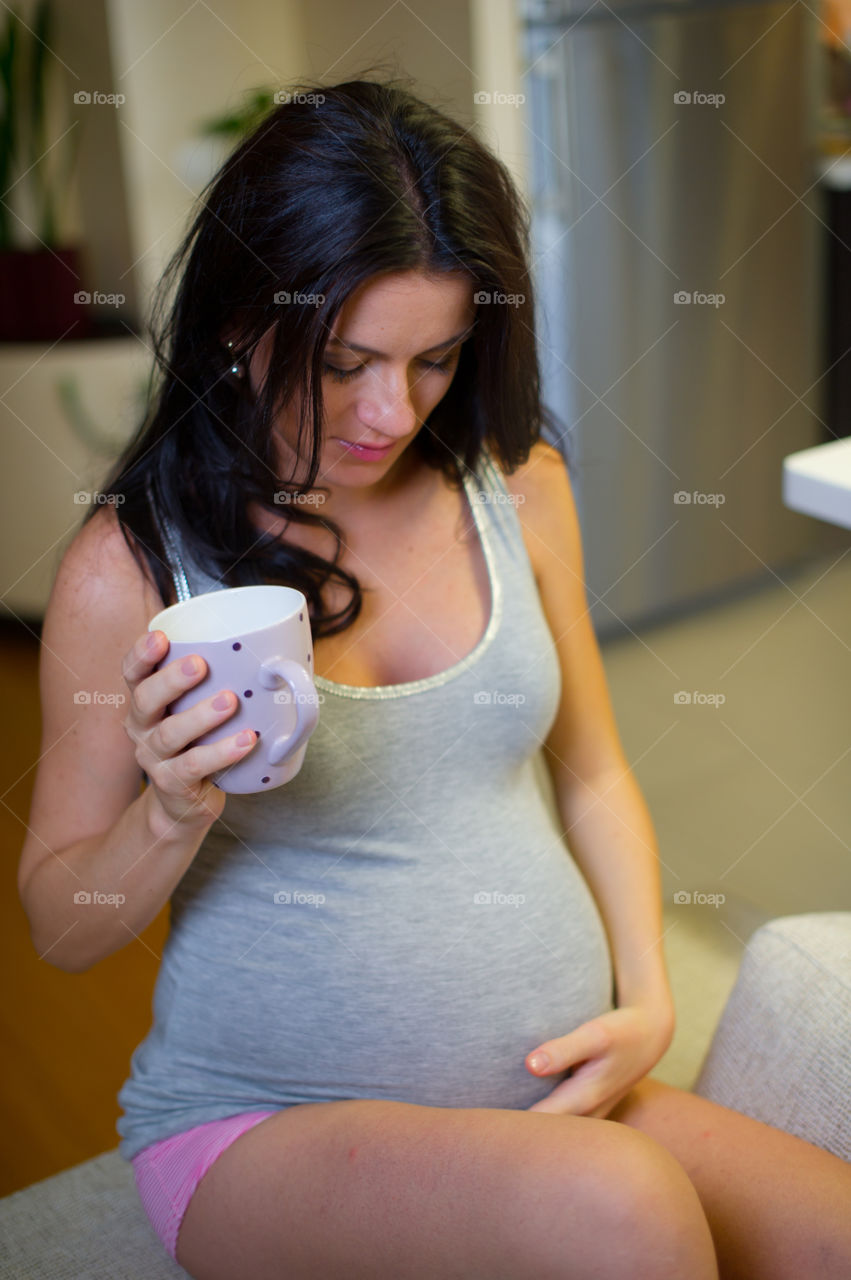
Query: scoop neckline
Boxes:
[{"xmin": 313, "ymin": 459, "xmax": 503, "ymax": 701}]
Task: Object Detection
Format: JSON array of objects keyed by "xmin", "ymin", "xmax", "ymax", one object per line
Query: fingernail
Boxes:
[
  {"xmin": 182, "ymin": 657, "xmax": 199, "ymax": 676},
  {"xmin": 529, "ymin": 1052, "xmax": 550, "ymax": 1072},
  {"xmin": 236, "ymin": 730, "xmax": 254, "ymax": 747},
  {"xmin": 213, "ymin": 692, "xmax": 232, "ymax": 711},
  {"xmin": 146, "ymin": 632, "xmax": 160, "ymax": 654}
]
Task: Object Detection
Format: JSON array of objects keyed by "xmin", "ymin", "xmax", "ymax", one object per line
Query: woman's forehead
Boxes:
[{"xmin": 329, "ymin": 270, "xmax": 475, "ymax": 349}]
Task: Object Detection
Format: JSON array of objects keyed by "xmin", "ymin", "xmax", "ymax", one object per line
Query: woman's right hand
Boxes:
[{"xmin": 121, "ymin": 629, "xmax": 256, "ymax": 834}]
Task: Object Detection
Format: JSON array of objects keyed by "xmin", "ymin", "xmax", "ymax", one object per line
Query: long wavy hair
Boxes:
[{"xmin": 88, "ymin": 74, "xmax": 567, "ymax": 638}]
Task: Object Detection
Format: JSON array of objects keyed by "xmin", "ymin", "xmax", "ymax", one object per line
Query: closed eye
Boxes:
[{"xmin": 322, "ymin": 355, "xmax": 458, "ymax": 384}]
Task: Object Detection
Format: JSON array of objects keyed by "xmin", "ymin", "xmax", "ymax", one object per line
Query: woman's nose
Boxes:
[{"xmin": 356, "ymin": 371, "xmax": 420, "ymax": 434}]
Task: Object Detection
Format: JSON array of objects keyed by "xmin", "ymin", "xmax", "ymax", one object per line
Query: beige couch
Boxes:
[{"xmin": 1, "ymin": 912, "xmax": 848, "ymax": 1279}]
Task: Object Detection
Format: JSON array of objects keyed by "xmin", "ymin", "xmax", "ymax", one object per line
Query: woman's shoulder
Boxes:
[
  {"xmin": 497, "ymin": 441, "xmax": 575, "ymax": 583},
  {"xmin": 50, "ymin": 503, "xmax": 166, "ymax": 635}
]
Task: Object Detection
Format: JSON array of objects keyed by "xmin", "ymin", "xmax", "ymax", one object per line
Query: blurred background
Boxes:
[{"xmin": 1, "ymin": 0, "xmax": 849, "ymax": 1194}]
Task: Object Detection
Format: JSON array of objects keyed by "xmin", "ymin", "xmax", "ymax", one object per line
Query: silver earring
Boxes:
[{"xmin": 226, "ymin": 340, "xmax": 245, "ymax": 379}]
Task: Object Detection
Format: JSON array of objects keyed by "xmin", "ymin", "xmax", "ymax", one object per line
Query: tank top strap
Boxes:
[
  {"xmin": 146, "ymin": 477, "xmax": 203, "ymax": 603},
  {"xmin": 464, "ymin": 441, "xmax": 533, "ymax": 566}
]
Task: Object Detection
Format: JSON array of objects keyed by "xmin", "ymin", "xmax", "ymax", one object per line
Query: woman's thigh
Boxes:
[
  {"xmin": 608, "ymin": 1077, "xmax": 851, "ymax": 1280},
  {"xmin": 176, "ymin": 1097, "xmax": 718, "ymax": 1280}
]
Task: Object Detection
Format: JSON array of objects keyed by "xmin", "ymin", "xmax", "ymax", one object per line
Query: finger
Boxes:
[
  {"xmin": 131, "ymin": 650, "xmax": 208, "ymax": 730},
  {"xmin": 122, "ymin": 629, "xmax": 169, "ymax": 689},
  {"xmin": 528, "ymin": 1053, "xmax": 617, "ymax": 1114},
  {"xmin": 526, "ymin": 1019, "xmax": 611, "ymax": 1076},
  {"xmin": 527, "ymin": 1080, "xmax": 607, "ymax": 1117},
  {"xmin": 154, "ymin": 686, "xmax": 240, "ymax": 761},
  {"xmin": 147, "ymin": 726, "xmax": 255, "ymax": 795}
]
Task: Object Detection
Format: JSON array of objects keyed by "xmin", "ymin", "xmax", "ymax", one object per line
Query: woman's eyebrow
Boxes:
[{"xmin": 325, "ymin": 324, "xmax": 475, "ymax": 357}]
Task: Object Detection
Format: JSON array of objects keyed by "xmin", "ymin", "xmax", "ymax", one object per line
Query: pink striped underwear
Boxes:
[{"xmin": 130, "ymin": 1109, "xmax": 278, "ymax": 1261}]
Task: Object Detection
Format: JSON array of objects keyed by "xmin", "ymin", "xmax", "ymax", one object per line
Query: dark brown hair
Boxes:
[{"xmin": 89, "ymin": 74, "xmax": 566, "ymax": 637}]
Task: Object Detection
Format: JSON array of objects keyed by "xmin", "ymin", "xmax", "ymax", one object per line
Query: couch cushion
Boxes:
[
  {"xmin": 0, "ymin": 1148, "xmax": 189, "ymax": 1279},
  {"xmin": 693, "ymin": 912, "xmax": 851, "ymax": 1161}
]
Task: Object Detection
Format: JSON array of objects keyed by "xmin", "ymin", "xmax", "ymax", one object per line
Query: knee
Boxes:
[
  {"xmin": 579, "ymin": 1123, "xmax": 719, "ymax": 1278},
  {"xmin": 518, "ymin": 1118, "xmax": 717, "ymax": 1279}
]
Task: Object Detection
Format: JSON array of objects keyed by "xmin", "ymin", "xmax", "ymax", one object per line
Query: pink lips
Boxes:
[{"xmin": 337, "ymin": 438, "xmax": 396, "ymax": 460}]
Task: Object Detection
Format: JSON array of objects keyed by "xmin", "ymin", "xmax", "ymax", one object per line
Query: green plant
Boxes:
[
  {"xmin": 197, "ymin": 86, "xmax": 277, "ymax": 142},
  {"xmin": 0, "ymin": 7, "xmax": 20, "ymax": 248},
  {"xmin": 0, "ymin": 0, "xmax": 78, "ymax": 251}
]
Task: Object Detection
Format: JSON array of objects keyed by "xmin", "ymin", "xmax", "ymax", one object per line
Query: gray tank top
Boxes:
[{"xmin": 117, "ymin": 445, "xmax": 614, "ymax": 1160}]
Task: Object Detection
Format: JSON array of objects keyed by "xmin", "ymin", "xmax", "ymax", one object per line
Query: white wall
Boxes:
[{"xmin": 106, "ymin": 0, "xmax": 307, "ymax": 313}]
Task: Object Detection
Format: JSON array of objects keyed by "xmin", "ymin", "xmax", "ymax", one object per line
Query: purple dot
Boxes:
[
  {"xmin": 232, "ymin": 641, "xmax": 242, "ymax": 650},
  {"xmin": 299, "ymin": 611, "xmax": 303, "ymax": 621},
  {"xmin": 306, "ymin": 653, "xmax": 311, "ymax": 664},
  {"xmin": 261, "ymin": 776, "xmax": 271, "ymax": 784},
  {"xmin": 255, "ymin": 729, "xmax": 261, "ymax": 737},
  {"xmin": 244, "ymin": 689, "xmax": 253, "ymax": 698}
]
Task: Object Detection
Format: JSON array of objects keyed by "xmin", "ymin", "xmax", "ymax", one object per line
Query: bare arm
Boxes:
[
  {"xmin": 505, "ymin": 443, "xmax": 675, "ymax": 1027},
  {"xmin": 17, "ymin": 506, "xmax": 255, "ymax": 972}
]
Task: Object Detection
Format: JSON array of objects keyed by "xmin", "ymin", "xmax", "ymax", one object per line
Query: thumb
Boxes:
[{"xmin": 525, "ymin": 1019, "xmax": 606, "ymax": 1077}]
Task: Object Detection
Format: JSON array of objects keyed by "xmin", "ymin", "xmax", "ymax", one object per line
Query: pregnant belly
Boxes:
[{"xmin": 166, "ymin": 843, "xmax": 614, "ymax": 1112}]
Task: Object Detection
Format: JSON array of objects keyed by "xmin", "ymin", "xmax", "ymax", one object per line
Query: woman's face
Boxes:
[{"xmin": 248, "ymin": 269, "xmax": 476, "ymax": 495}]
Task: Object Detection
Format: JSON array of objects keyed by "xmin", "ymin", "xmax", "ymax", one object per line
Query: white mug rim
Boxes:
[{"xmin": 148, "ymin": 585, "xmax": 307, "ymax": 643}]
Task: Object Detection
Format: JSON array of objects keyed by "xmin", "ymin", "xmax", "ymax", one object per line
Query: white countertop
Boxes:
[{"xmin": 782, "ymin": 437, "xmax": 851, "ymax": 531}]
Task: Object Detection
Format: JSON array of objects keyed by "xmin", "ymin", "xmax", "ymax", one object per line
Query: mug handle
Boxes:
[{"xmin": 258, "ymin": 657, "xmax": 320, "ymax": 765}]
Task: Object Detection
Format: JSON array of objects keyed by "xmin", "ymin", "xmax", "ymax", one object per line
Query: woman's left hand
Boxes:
[{"xmin": 524, "ymin": 1004, "xmax": 675, "ymax": 1118}]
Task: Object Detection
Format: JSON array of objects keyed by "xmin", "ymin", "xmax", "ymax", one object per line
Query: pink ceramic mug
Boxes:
[{"xmin": 148, "ymin": 585, "xmax": 319, "ymax": 794}]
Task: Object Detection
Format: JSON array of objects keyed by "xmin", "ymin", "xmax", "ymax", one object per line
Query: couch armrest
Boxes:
[{"xmin": 693, "ymin": 913, "xmax": 851, "ymax": 1161}]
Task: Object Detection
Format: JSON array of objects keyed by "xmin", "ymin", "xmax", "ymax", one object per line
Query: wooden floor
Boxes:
[{"xmin": 0, "ymin": 618, "xmax": 169, "ymax": 1196}]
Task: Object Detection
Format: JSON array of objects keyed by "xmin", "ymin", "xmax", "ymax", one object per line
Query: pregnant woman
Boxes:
[{"xmin": 18, "ymin": 78, "xmax": 851, "ymax": 1279}]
